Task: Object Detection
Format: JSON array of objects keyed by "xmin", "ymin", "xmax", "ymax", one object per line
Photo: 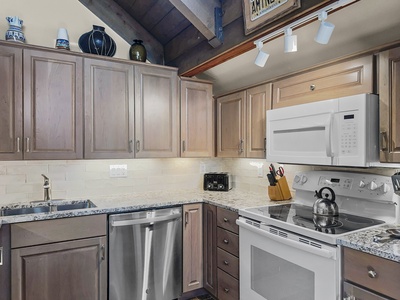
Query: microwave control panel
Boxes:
[{"xmin": 339, "ymin": 113, "xmax": 358, "ymax": 156}]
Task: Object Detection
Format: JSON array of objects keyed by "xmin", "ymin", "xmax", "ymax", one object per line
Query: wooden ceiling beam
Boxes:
[{"xmin": 79, "ymin": 0, "xmax": 164, "ymax": 64}]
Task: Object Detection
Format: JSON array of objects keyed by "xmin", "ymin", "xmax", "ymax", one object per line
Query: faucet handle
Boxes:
[{"xmin": 41, "ymin": 174, "xmax": 49, "ymax": 181}]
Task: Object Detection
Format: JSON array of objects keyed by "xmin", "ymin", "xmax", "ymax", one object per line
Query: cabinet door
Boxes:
[
  {"xmin": 379, "ymin": 47, "xmax": 400, "ymax": 162},
  {"xmin": 0, "ymin": 45, "xmax": 23, "ymax": 160},
  {"xmin": 183, "ymin": 203, "xmax": 203, "ymax": 292},
  {"xmin": 203, "ymin": 204, "xmax": 217, "ymax": 296},
  {"xmin": 11, "ymin": 236, "xmax": 107, "ymax": 300},
  {"xmin": 272, "ymin": 55, "xmax": 374, "ymax": 108},
  {"xmin": 84, "ymin": 58, "xmax": 134, "ymax": 159},
  {"xmin": 246, "ymin": 84, "xmax": 271, "ymax": 158},
  {"xmin": 135, "ymin": 65, "xmax": 179, "ymax": 158},
  {"xmin": 217, "ymin": 91, "xmax": 246, "ymax": 157},
  {"xmin": 181, "ymin": 78, "xmax": 214, "ymax": 157},
  {"xmin": 23, "ymin": 49, "xmax": 83, "ymax": 159}
]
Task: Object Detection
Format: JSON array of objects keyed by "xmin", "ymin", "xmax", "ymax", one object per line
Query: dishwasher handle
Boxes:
[{"xmin": 110, "ymin": 212, "xmax": 181, "ymax": 227}]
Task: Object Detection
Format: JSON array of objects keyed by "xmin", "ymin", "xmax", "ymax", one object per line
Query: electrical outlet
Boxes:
[
  {"xmin": 109, "ymin": 164, "xmax": 128, "ymax": 178},
  {"xmin": 257, "ymin": 166, "xmax": 264, "ymax": 178},
  {"xmin": 200, "ymin": 163, "xmax": 206, "ymax": 173}
]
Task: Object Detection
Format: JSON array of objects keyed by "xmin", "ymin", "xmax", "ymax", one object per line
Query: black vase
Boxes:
[
  {"xmin": 129, "ymin": 39, "xmax": 147, "ymax": 62},
  {"xmin": 78, "ymin": 25, "xmax": 116, "ymax": 57}
]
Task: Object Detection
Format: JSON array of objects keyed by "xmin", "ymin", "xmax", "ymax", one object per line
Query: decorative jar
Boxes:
[
  {"xmin": 78, "ymin": 25, "xmax": 116, "ymax": 57},
  {"xmin": 129, "ymin": 39, "xmax": 147, "ymax": 62}
]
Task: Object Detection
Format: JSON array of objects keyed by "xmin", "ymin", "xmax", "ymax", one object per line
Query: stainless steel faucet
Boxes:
[{"xmin": 41, "ymin": 174, "xmax": 51, "ymax": 201}]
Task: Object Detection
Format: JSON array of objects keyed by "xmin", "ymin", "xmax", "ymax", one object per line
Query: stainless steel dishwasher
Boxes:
[{"xmin": 108, "ymin": 207, "xmax": 182, "ymax": 300}]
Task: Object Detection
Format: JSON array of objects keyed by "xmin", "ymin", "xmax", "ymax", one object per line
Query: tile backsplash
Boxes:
[{"xmin": 0, "ymin": 158, "xmax": 399, "ymax": 206}]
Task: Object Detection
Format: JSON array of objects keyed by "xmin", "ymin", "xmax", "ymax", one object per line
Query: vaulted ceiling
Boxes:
[{"xmin": 79, "ymin": 0, "xmax": 339, "ymax": 76}]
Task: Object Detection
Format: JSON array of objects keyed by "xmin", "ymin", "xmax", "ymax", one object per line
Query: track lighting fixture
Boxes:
[
  {"xmin": 284, "ymin": 28, "xmax": 297, "ymax": 53},
  {"xmin": 314, "ymin": 11, "xmax": 335, "ymax": 44},
  {"xmin": 254, "ymin": 41, "xmax": 269, "ymax": 67}
]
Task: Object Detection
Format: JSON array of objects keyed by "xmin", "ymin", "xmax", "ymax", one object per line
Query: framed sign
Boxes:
[{"xmin": 243, "ymin": 0, "xmax": 301, "ymax": 35}]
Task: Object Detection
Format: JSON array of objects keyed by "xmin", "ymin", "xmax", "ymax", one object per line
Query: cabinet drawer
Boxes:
[
  {"xmin": 217, "ymin": 268, "xmax": 239, "ymax": 300},
  {"xmin": 272, "ymin": 55, "xmax": 374, "ymax": 108},
  {"xmin": 217, "ymin": 207, "xmax": 239, "ymax": 234},
  {"xmin": 217, "ymin": 227, "xmax": 239, "ymax": 256},
  {"xmin": 343, "ymin": 247, "xmax": 400, "ymax": 299},
  {"xmin": 217, "ymin": 248, "xmax": 239, "ymax": 279},
  {"xmin": 11, "ymin": 214, "xmax": 107, "ymax": 248},
  {"xmin": 343, "ymin": 282, "xmax": 389, "ymax": 300}
]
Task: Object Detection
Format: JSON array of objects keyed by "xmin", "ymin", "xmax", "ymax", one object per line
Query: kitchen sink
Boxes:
[{"xmin": 0, "ymin": 200, "xmax": 96, "ymax": 216}]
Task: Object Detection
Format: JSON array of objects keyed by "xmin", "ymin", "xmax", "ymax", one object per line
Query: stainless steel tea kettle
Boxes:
[{"xmin": 312, "ymin": 187, "xmax": 338, "ymax": 216}]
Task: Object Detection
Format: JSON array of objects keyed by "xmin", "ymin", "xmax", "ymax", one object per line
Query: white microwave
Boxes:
[{"xmin": 266, "ymin": 94, "xmax": 379, "ymax": 167}]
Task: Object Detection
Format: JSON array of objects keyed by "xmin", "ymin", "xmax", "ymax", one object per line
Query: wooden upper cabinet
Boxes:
[
  {"xmin": 246, "ymin": 83, "xmax": 271, "ymax": 158},
  {"xmin": 272, "ymin": 55, "xmax": 374, "ymax": 108},
  {"xmin": 134, "ymin": 65, "xmax": 179, "ymax": 158},
  {"xmin": 23, "ymin": 49, "xmax": 83, "ymax": 159},
  {"xmin": 379, "ymin": 46, "xmax": 400, "ymax": 163},
  {"xmin": 180, "ymin": 78, "xmax": 214, "ymax": 158},
  {"xmin": 217, "ymin": 91, "xmax": 246, "ymax": 158},
  {"xmin": 0, "ymin": 45, "xmax": 23, "ymax": 160},
  {"xmin": 84, "ymin": 58, "xmax": 134, "ymax": 159}
]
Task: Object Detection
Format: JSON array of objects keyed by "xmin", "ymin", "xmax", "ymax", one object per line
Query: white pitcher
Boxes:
[{"xmin": 5, "ymin": 16, "xmax": 25, "ymax": 43}]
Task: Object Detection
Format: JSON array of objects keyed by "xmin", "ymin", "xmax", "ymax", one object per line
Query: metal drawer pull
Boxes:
[
  {"xmin": 136, "ymin": 140, "xmax": 140, "ymax": 153},
  {"xmin": 380, "ymin": 131, "xmax": 388, "ymax": 151},
  {"xmin": 16, "ymin": 137, "xmax": 21, "ymax": 152},
  {"xmin": 100, "ymin": 244, "xmax": 106, "ymax": 261},
  {"xmin": 367, "ymin": 267, "xmax": 377, "ymax": 278},
  {"xmin": 26, "ymin": 137, "xmax": 30, "ymax": 152},
  {"xmin": 223, "ymin": 260, "xmax": 229, "ymax": 265},
  {"xmin": 0, "ymin": 246, "xmax": 3, "ymax": 266},
  {"xmin": 310, "ymin": 84, "xmax": 316, "ymax": 91},
  {"xmin": 223, "ymin": 217, "xmax": 228, "ymax": 222},
  {"xmin": 128, "ymin": 140, "xmax": 133, "ymax": 153},
  {"xmin": 223, "ymin": 239, "xmax": 229, "ymax": 244},
  {"xmin": 224, "ymin": 288, "xmax": 229, "ymax": 293}
]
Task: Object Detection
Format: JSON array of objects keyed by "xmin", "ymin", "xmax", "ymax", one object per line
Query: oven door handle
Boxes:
[{"xmin": 237, "ymin": 219, "xmax": 336, "ymax": 259}]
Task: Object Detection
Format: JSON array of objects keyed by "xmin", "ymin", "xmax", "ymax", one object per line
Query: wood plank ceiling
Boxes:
[{"xmin": 79, "ymin": 0, "xmax": 340, "ymax": 76}]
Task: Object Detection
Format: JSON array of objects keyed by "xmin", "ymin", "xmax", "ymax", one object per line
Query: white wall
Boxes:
[{"xmin": 0, "ymin": 0, "xmax": 130, "ymax": 59}]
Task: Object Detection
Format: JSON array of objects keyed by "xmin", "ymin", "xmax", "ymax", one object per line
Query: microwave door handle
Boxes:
[{"xmin": 325, "ymin": 113, "xmax": 334, "ymax": 157}]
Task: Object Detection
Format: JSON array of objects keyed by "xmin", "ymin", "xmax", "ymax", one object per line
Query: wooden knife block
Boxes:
[{"xmin": 268, "ymin": 176, "xmax": 292, "ymax": 201}]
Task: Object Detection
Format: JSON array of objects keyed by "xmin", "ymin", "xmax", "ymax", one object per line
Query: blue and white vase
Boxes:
[
  {"xmin": 78, "ymin": 25, "xmax": 116, "ymax": 57},
  {"xmin": 5, "ymin": 16, "xmax": 25, "ymax": 43}
]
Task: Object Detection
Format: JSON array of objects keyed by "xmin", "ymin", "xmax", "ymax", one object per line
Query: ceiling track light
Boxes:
[
  {"xmin": 254, "ymin": 41, "xmax": 269, "ymax": 67},
  {"xmin": 253, "ymin": 0, "xmax": 355, "ymax": 58},
  {"xmin": 314, "ymin": 11, "xmax": 335, "ymax": 44},
  {"xmin": 284, "ymin": 27, "xmax": 297, "ymax": 53}
]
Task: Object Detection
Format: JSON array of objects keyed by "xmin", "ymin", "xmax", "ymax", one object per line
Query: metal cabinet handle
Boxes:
[
  {"xmin": 128, "ymin": 140, "xmax": 133, "ymax": 153},
  {"xmin": 136, "ymin": 140, "xmax": 140, "ymax": 153},
  {"xmin": 185, "ymin": 211, "xmax": 189, "ymax": 226},
  {"xmin": 310, "ymin": 84, "xmax": 316, "ymax": 91},
  {"xmin": 380, "ymin": 131, "xmax": 388, "ymax": 151},
  {"xmin": 26, "ymin": 137, "xmax": 30, "ymax": 152},
  {"xmin": 0, "ymin": 246, "xmax": 3, "ymax": 266},
  {"xmin": 224, "ymin": 288, "xmax": 229, "ymax": 293},
  {"xmin": 223, "ymin": 217, "xmax": 228, "ymax": 222},
  {"xmin": 223, "ymin": 260, "xmax": 229, "ymax": 265},
  {"xmin": 343, "ymin": 296, "xmax": 356, "ymax": 300},
  {"xmin": 16, "ymin": 137, "xmax": 21, "ymax": 153},
  {"xmin": 264, "ymin": 137, "xmax": 267, "ymax": 153},
  {"xmin": 182, "ymin": 140, "xmax": 186, "ymax": 152},
  {"xmin": 223, "ymin": 239, "xmax": 229, "ymax": 244},
  {"xmin": 368, "ymin": 267, "xmax": 377, "ymax": 278},
  {"xmin": 100, "ymin": 244, "xmax": 105, "ymax": 261},
  {"xmin": 238, "ymin": 139, "xmax": 244, "ymax": 153}
]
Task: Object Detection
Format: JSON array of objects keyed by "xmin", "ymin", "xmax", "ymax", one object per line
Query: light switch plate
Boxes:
[{"xmin": 110, "ymin": 164, "xmax": 128, "ymax": 178}]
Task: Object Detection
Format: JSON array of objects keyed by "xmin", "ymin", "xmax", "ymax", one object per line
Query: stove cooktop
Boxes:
[{"xmin": 240, "ymin": 203, "xmax": 385, "ymax": 244}]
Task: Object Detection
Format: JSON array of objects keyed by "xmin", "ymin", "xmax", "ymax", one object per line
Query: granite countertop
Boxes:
[
  {"xmin": 0, "ymin": 188, "xmax": 284, "ymax": 225},
  {"xmin": 338, "ymin": 224, "xmax": 400, "ymax": 263}
]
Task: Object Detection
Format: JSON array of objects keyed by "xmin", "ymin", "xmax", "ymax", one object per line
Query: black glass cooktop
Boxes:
[{"xmin": 246, "ymin": 203, "xmax": 385, "ymax": 235}]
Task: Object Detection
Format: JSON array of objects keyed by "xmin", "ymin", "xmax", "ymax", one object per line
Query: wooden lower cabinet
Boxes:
[
  {"xmin": 10, "ymin": 215, "xmax": 107, "ymax": 300},
  {"xmin": 343, "ymin": 247, "xmax": 400, "ymax": 299},
  {"xmin": 183, "ymin": 203, "xmax": 203, "ymax": 293},
  {"xmin": 203, "ymin": 205, "xmax": 239, "ymax": 299}
]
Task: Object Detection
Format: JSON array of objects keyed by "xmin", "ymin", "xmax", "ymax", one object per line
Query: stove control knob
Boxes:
[
  {"xmin": 294, "ymin": 175, "xmax": 301, "ymax": 183},
  {"xmin": 359, "ymin": 180, "xmax": 366, "ymax": 188},
  {"xmin": 369, "ymin": 181, "xmax": 378, "ymax": 191},
  {"xmin": 301, "ymin": 175, "xmax": 308, "ymax": 184},
  {"xmin": 380, "ymin": 183, "xmax": 390, "ymax": 194}
]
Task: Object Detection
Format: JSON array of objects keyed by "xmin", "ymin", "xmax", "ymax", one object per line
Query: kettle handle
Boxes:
[{"xmin": 317, "ymin": 187, "xmax": 336, "ymax": 202}]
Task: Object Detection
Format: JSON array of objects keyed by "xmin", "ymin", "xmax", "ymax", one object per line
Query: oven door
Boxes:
[{"xmin": 237, "ymin": 218, "xmax": 340, "ymax": 300}]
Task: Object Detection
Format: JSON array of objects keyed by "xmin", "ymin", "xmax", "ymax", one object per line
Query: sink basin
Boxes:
[
  {"xmin": 1, "ymin": 206, "xmax": 50, "ymax": 216},
  {"xmin": 0, "ymin": 200, "xmax": 96, "ymax": 216},
  {"xmin": 55, "ymin": 200, "xmax": 96, "ymax": 211}
]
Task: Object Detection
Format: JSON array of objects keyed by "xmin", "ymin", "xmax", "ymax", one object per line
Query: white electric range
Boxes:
[{"xmin": 237, "ymin": 170, "xmax": 400, "ymax": 300}]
